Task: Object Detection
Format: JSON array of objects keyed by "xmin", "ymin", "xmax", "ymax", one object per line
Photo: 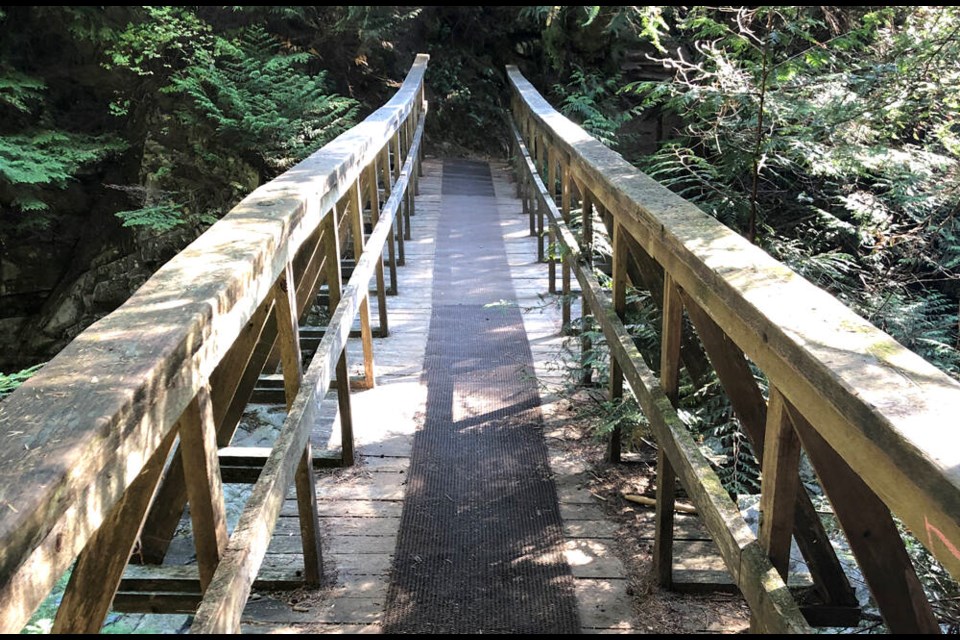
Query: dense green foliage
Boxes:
[
  {"xmin": 0, "ymin": 362, "xmax": 41, "ymax": 400},
  {"xmin": 580, "ymin": 7, "xmax": 960, "ymax": 501},
  {"xmin": 537, "ymin": 5, "xmax": 960, "ymax": 454},
  {"xmin": 2, "ymin": 3, "xmax": 960, "ymax": 630},
  {"xmin": 547, "ymin": 8, "xmax": 960, "ymax": 625},
  {"xmin": 2, "ymin": 2, "xmax": 956, "ymax": 501},
  {"xmin": 0, "ymin": 7, "xmax": 358, "ymax": 237}
]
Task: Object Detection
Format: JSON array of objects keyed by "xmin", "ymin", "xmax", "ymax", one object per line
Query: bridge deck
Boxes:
[
  {"xmin": 244, "ymin": 157, "xmax": 639, "ymax": 633},
  {"xmin": 132, "ymin": 157, "xmax": 739, "ymax": 633}
]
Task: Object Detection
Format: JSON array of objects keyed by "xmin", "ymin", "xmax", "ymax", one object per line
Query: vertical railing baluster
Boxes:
[
  {"xmin": 348, "ymin": 178, "xmax": 377, "ymax": 388},
  {"xmin": 525, "ymin": 161, "xmax": 534, "ymax": 237},
  {"xmin": 534, "ymin": 131, "xmax": 546, "ymax": 264},
  {"xmin": 323, "ymin": 206, "xmax": 356, "ymax": 467},
  {"xmin": 379, "ymin": 145, "xmax": 399, "ymax": 294},
  {"xmin": 580, "ymin": 185, "xmax": 594, "ymax": 386},
  {"xmin": 607, "ymin": 220, "xmax": 627, "ymax": 463},
  {"xmin": 364, "ymin": 164, "xmax": 390, "ymax": 337},
  {"xmin": 560, "ymin": 159, "xmax": 572, "ymax": 330},
  {"xmin": 180, "ymin": 384, "xmax": 230, "ymax": 591},
  {"xmin": 274, "ymin": 260, "xmax": 324, "ymax": 584},
  {"xmin": 758, "ymin": 386, "xmax": 801, "ymax": 581},
  {"xmin": 391, "ymin": 133, "xmax": 407, "ymax": 262},
  {"xmin": 654, "ymin": 274, "xmax": 683, "ymax": 588},
  {"xmin": 547, "ymin": 146, "xmax": 557, "ymax": 294}
]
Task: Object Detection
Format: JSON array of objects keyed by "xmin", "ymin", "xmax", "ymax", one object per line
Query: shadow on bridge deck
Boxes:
[{"xmin": 225, "ymin": 157, "xmax": 740, "ymax": 634}]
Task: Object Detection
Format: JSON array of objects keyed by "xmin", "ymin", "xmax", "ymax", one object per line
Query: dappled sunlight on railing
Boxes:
[
  {"xmin": 508, "ymin": 62, "xmax": 960, "ymax": 634},
  {"xmin": 0, "ymin": 53, "xmax": 429, "ymax": 634}
]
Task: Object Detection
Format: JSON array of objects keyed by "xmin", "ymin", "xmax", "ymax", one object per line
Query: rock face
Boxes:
[{"xmin": 0, "ymin": 226, "xmax": 194, "ymax": 372}]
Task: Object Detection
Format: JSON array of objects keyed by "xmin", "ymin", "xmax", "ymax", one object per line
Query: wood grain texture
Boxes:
[
  {"xmin": 654, "ymin": 274, "xmax": 683, "ymax": 588},
  {"xmin": 348, "ymin": 178, "xmax": 377, "ymax": 388},
  {"xmin": 509, "ymin": 120, "xmax": 809, "ymax": 633},
  {"xmin": 48, "ymin": 428, "xmax": 177, "ymax": 634},
  {"xmin": 138, "ymin": 225, "xmax": 328, "ymax": 564},
  {"xmin": 323, "ymin": 208, "xmax": 355, "ymax": 466},
  {"xmin": 364, "ymin": 165, "xmax": 390, "ymax": 338},
  {"xmin": 294, "ymin": 445, "xmax": 323, "ymax": 586},
  {"xmin": 191, "ymin": 109, "xmax": 425, "ymax": 634},
  {"xmin": 508, "ymin": 65, "xmax": 960, "ymax": 580},
  {"xmin": 179, "ymin": 385, "xmax": 229, "ymax": 591},
  {"xmin": 273, "ymin": 259, "xmax": 324, "ymax": 586},
  {"xmin": 787, "ymin": 403, "xmax": 939, "ymax": 633},
  {"xmin": 0, "ymin": 54, "xmax": 427, "ymax": 633},
  {"xmin": 561, "ymin": 163, "xmax": 572, "ymax": 328},
  {"xmin": 757, "ymin": 387, "xmax": 800, "ymax": 581},
  {"xmin": 379, "ymin": 145, "xmax": 399, "ymax": 294},
  {"xmin": 606, "ymin": 221, "xmax": 626, "ymax": 463}
]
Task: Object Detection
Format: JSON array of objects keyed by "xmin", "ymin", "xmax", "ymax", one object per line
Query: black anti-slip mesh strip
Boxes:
[{"xmin": 381, "ymin": 159, "xmax": 580, "ymax": 633}]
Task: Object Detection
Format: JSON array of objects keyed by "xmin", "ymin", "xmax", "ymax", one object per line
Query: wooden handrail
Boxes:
[
  {"xmin": 508, "ymin": 63, "xmax": 960, "ymax": 633},
  {"xmin": 0, "ymin": 53, "xmax": 428, "ymax": 633},
  {"xmin": 191, "ymin": 107, "xmax": 427, "ymax": 633},
  {"xmin": 507, "ymin": 119, "xmax": 811, "ymax": 634}
]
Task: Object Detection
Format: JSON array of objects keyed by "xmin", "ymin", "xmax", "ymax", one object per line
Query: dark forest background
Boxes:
[
  {"xmin": 5, "ymin": 8, "xmax": 960, "ymax": 625},
  {"xmin": 2, "ymin": 5, "xmax": 958, "ymax": 398}
]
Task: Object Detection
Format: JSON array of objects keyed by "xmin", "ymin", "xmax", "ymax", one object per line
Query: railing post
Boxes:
[
  {"xmin": 560, "ymin": 160, "xmax": 573, "ymax": 331},
  {"xmin": 179, "ymin": 383, "xmax": 230, "ymax": 590},
  {"xmin": 364, "ymin": 164, "xmax": 390, "ymax": 337},
  {"xmin": 348, "ymin": 177, "xmax": 377, "ymax": 389},
  {"xmin": 523, "ymin": 114, "xmax": 534, "ymax": 236},
  {"xmin": 391, "ymin": 133, "xmax": 408, "ymax": 259},
  {"xmin": 525, "ymin": 166, "xmax": 534, "ymax": 236},
  {"xmin": 378, "ymin": 145, "xmax": 399, "ymax": 294},
  {"xmin": 323, "ymin": 207, "xmax": 356, "ymax": 467},
  {"xmin": 417, "ymin": 82, "xmax": 426, "ymax": 179},
  {"xmin": 607, "ymin": 220, "xmax": 626, "ymax": 462},
  {"xmin": 274, "ymin": 260, "xmax": 324, "ymax": 584},
  {"xmin": 654, "ymin": 274, "xmax": 682, "ymax": 588},
  {"xmin": 757, "ymin": 386, "xmax": 800, "ymax": 581},
  {"xmin": 580, "ymin": 185, "xmax": 594, "ymax": 386},
  {"xmin": 405, "ymin": 114, "xmax": 419, "ymax": 208},
  {"xmin": 547, "ymin": 146, "xmax": 557, "ymax": 294},
  {"xmin": 533, "ymin": 131, "xmax": 546, "ymax": 263}
]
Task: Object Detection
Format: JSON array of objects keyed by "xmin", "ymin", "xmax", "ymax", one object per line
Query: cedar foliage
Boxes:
[
  {"xmin": 106, "ymin": 8, "xmax": 359, "ymax": 231},
  {"xmin": 0, "ymin": 7, "xmax": 359, "ymax": 239}
]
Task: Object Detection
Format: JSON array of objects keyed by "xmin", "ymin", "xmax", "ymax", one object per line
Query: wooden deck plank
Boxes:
[
  {"xmin": 236, "ymin": 160, "xmax": 783, "ymax": 635},
  {"xmin": 575, "ymin": 579, "xmax": 635, "ymax": 631}
]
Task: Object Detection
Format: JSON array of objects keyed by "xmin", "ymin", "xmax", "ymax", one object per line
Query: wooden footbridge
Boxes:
[{"xmin": 2, "ymin": 54, "xmax": 960, "ymax": 634}]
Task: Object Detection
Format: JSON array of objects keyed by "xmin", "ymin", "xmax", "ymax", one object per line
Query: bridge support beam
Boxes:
[
  {"xmin": 681, "ymin": 293, "xmax": 859, "ymax": 612},
  {"xmin": 787, "ymin": 404, "xmax": 940, "ymax": 634},
  {"xmin": 50, "ymin": 429, "xmax": 178, "ymax": 633}
]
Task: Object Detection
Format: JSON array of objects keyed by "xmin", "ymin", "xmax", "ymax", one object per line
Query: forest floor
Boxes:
[{"xmin": 540, "ymin": 387, "xmax": 753, "ymax": 634}]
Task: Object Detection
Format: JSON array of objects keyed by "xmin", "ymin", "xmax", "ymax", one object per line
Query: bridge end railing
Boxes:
[
  {"xmin": 507, "ymin": 63, "xmax": 960, "ymax": 634},
  {"xmin": 0, "ymin": 53, "xmax": 428, "ymax": 634}
]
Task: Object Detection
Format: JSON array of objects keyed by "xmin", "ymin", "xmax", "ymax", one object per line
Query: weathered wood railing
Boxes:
[
  {"xmin": 0, "ymin": 53, "xmax": 428, "ymax": 634},
  {"xmin": 508, "ymin": 64, "xmax": 960, "ymax": 634}
]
